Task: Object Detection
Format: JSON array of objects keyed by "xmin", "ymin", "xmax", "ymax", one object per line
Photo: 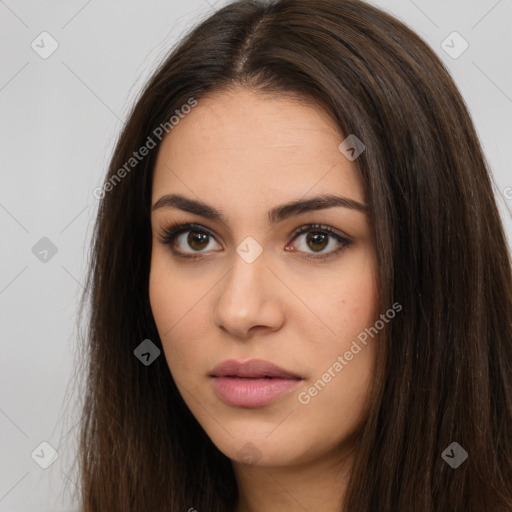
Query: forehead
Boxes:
[{"xmin": 152, "ymin": 87, "xmax": 364, "ymax": 209}]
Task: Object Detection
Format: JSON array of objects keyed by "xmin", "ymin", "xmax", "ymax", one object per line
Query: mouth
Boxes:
[
  {"xmin": 209, "ymin": 359, "xmax": 303, "ymax": 407},
  {"xmin": 209, "ymin": 358, "xmax": 302, "ymax": 379}
]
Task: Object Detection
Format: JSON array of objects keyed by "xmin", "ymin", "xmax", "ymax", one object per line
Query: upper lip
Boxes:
[{"xmin": 210, "ymin": 359, "xmax": 302, "ymax": 379}]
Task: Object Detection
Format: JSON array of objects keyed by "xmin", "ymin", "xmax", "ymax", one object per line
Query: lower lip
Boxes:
[{"xmin": 211, "ymin": 376, "xmax": 302, "ymax": 407}]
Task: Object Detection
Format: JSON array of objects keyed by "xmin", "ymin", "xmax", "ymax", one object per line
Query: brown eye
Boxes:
[
  {"xmin": 286, "ymin": 224, "xmax": 352, "ymax": 261},
  {"xmin": 159, "ymin": 223, "xmax": 222, "ymax": 257},
  {"xmin": 306, "ymin": 231, "xmax": 329, "ymax": 252},
  {"xmin": 187, "ymin": 231, "xmax": 210, "ymax": 251},
  {"xmin": 160, "ymin": 222, "xmax": 352, "ymax": 262},
  {"xmin": 173, "ymin": 230, "xmax": 221, "ymax": 254}
]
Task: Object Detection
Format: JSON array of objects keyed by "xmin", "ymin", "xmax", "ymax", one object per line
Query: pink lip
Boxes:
[{"xmin": 210, "ymin": 359, "xmax": 303, "ymax": 408}]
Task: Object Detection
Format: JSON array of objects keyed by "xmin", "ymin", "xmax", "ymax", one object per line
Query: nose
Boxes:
[{"xmin": 212, "ymin": 250, "xmax": 285, "ymax": 339}]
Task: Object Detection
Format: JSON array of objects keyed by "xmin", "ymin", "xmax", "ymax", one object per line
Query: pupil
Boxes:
[
  {"xmin": 185, "ymin": 231, "xmax": 328, "ymax": 252},
  {"xmin": 188, "ymin": 232, "xmax": 209, "ymax": 250},
  {"xmin": 307, "ymin": 232, "xmax": 327, "ymax": 252}
]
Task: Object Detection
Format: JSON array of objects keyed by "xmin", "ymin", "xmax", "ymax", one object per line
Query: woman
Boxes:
[{"xmin": 75, "ymin": 0, "xmax": 512, "ymax": 510}]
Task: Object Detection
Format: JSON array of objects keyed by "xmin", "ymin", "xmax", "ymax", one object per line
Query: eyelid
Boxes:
[
  {"xmin": 158, "ymin": 222, "xmax": 352, "ymax": 260},
  {"xmin": 289, "ymin": 223, "xmax": 351, "ymax": 243},
  {"xmin": 286, "ymin": 224, "xmax": 352, "ymax": 261},
  {"xmin": 157, "ymin": 222, "xmax": 220, "ymax": 257}
]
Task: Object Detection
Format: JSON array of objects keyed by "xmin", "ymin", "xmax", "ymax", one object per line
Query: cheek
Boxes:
[
  {"xmin": 342, "ymin": 248, "xmax": 379, "ymax": 329},
  {"xmin": 149, "ymin": 252, "xmax": 188, "ymax": 361},
  {"xmin": 342, "ymin": 268, "xmax": 378, "ymax": 338},
  {"xmin": 293, "ymin": 347, "xmax": 376, "ymax": 461},
  {"xmin": 148, "ymin": 251, "xmax": 211, "ymax": 383},
  {"xmin": 148, "ymin": 256, "xmax": 174, "ymax": 335},
  {"xmin": 293, "ymin": 250, "xmax": 379, "ymax": 410},
  {"xmin": 149, "ymin": 246, "xmax": 196, "ymax": 336},
  {"xmin": 296, "ymin": 249, "xmax": 378, "ymax": 349}
]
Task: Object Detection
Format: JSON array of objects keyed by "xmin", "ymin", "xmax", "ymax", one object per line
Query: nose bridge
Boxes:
[
  {"xmin": 224, "ymin": 231, "xmax": 268, "ymax": 293},
  {"xmin": 221, "ymin": 248, "xmax": 267, "ymax": 313},
  {"xmin": 213, "ymin": 245, "xmax": 283, "ymax": 336}
]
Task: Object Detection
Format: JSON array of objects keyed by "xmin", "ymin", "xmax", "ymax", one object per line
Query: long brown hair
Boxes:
[{"xmin": 72, "ymin": 0, "xmax": 512, "ymax": 510}]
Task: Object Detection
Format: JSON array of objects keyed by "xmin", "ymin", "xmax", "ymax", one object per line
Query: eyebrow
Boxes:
[{"xmin": 151, "ymin": 193, "xmax": 367, "ymax": 224}]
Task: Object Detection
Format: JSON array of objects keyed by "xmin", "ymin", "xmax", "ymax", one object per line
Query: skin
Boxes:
[{"xmin": 149, "ymin": 87, "xmax": 379, "ymax": 512}]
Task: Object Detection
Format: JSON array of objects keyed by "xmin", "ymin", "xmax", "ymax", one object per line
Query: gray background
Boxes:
[{"xmin": 1, "ymin": 0, "xmax": 511, "ymax": 510}]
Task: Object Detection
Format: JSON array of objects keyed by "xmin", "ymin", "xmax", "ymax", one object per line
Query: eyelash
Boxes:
[{"xmin": 157, "ymin": 222, "xmax": 352, "ymax": 262}]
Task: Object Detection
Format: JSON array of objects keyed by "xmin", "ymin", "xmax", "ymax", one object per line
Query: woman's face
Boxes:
[{"xmin": 149, "ymin": 87, "xmax": 378, "ymax": 468}]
